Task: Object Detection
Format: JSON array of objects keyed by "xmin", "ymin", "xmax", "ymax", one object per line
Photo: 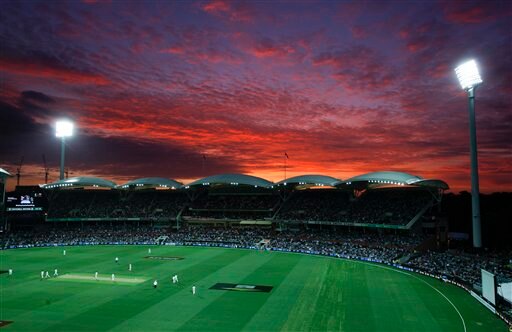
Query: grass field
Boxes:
[{"xmin": 0, "ymin": 245, "xmax": 508, "ymax": 331}]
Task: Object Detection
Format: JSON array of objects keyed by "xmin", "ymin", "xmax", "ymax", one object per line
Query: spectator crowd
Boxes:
[{"xmin": 3, "ymin": 224, "xmax": 510, "ymax": 290}]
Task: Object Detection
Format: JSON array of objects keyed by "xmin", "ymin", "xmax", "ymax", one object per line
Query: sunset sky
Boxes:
[{"xmin": 0, "ymin": 0, "xmax": 511, "ymax": 193}]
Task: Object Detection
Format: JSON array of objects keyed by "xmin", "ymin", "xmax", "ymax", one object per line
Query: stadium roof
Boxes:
[
  {"xmin": 42, "ymin": 177, "xmax": 117, "ymax": 189},
  {"xmin": 342, "ymin": 171, "xmax": 449, "ymax": 190},
  {"xmin": 118, "ymin": 177, "xmax": 182, "ymax": 189},
  {"xmin": 185, "ymin": 174, "xmax": 274, "ymax": 188},
  {"xmin": 276, "ymin": 174, "xmax": 342, "ymax": 187},
  {"xmin": 0, "ymin": 168, "xmax": 11, "ymax": 177}
]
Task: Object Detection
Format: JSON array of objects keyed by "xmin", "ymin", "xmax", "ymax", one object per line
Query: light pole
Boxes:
[
  {"xmin": 55, "ymin": 120, "xmax": 74, "ymax": 180},
  {"xmin": 454, "ymin": 59, "xmax": 483, "ymax": 248}
]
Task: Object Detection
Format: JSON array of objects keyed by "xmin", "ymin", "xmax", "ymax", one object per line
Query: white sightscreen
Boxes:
[{"xmin": 481, "ymin": 269, "xmax": 496, "ymax": 305}]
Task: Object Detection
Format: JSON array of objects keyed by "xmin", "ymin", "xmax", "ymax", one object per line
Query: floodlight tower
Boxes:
[
  {"xmin": 55, "ymin": 120, "xmax": 74, "ymax": 181},
  {"xmin": 455, "ymin": 59, "xmax": 483, "ymax": 248}
]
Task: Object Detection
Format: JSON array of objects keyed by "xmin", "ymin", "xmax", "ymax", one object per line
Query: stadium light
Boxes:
[
  {"xmin": 55, "ymin": 120, "xmax": 74, "ymax": 180},
  {"xmin": 455, "ymin": 59, "xmax": 482, "ymax": 248},
  {"xmin": 455, "ymin": 60, "xmax": 482, "ymax": 90}
]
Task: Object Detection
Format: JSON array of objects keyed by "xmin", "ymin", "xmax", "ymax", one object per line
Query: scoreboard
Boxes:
[{"xmin": 6, "ymin": 188, "xmax": 47, "ymax": 212}]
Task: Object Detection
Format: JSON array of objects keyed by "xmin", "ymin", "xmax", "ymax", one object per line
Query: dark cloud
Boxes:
[{"xmin": 21, "ymin": 91, "xmax": 55, "ymax": 104}]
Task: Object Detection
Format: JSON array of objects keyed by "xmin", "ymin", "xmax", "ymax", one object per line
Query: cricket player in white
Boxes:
[
  {"xmin": 8, "ymin": 269, "xmax": 12, "ymax": 276},
  {"xmin": 129, "ymin": 264, "xmax": 132, "ymax": 272},
  {"xmin": 192, "ymin": 285, "xmax": 196, "ymax": 295},
  {"xmin": 112, "ymin": 274, "xmax": 115, "ymax": 281},
  {"xmin": 63, "ymin": 249, "xmax": 66, "ymax": 256},
  {"xmin": 115, "ymin": 257, "xmax": 119, "ymax": 263},
  {"xmin": 54, "ymin": 269, "xmax": 58, "ymax": 277},
  {"xmin": 95, "ymin": 272, "xmax": 98, "ymax": 280},
  {"xmin": 45, "ymin": 271, "xmax": 50, "ymax": 278},
  {"xmin": 148, "ymin": 248, "xmax": 151, "ymax": 254},
  {"xmin": 153, "ymin": 280, "xmax": 158, "ymax": 288},
  {"xmin": 41, "ymin": 271, "xmax": 44, "ymax": 279}
]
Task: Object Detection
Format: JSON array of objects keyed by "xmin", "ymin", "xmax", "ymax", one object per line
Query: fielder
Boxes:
[
  {"xmin": 112, "ymin": 273, "xmax": 115, "ymax": 281},
  {"xmin": 45, "ymin": 271, "xmax": 50, "ymax": 278},
  {"xmin": 41, "ymin": 271, "xmax": 44, "ymax": 279},
  {"xmin": 115, "ymin": 257, "xmax": 119, "ymax": 264},
  {"xmin": 192, "ymin": 285, "xmax": 196, "ymax": 295},
  {"xmin": 54, "ymin": 269, "xmax": 58, "ymax": 277},
  {"xmin": 8, "ymin": 269, "xmax": 12, "ymax": 276},
  {"xmin": 95, "ymin": 272, "xmax": 98, "ymax": 280},
  {"xmin": 153, "ymin": 280, "xmax": 158, "ymax": 288},
  {"xmin": 129, "ymin": 264, "xmax": 132, "ymax": 272},
  {"xmin": 63, "ymin": 249, "xmax": 66, "ymax": 256}
]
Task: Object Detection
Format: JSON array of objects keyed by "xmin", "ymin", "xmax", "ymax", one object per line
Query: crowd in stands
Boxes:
[
  {"xmin": 277, "ymin": 190, "xmax": 351, "ymax": 222},
  {"xmin": 408, "ymin": 249, "xmax": 512, "ymax": 286},
  {"xmin": 1, "ymin": 223, "xmax": 160, "ymax": 247},
  {"xmin": 190, "ymin": 193, "xmax": 279, "ymax": 210},
  {"xmin": 47, "ymin": 190, "xmax": 187, "ymax": 220},
  {"xmin": 185, "ymin": 192, "xmax": 280, "ymax": 219},
  {"xmin": 276, "ymin": 189, "xmax": 431, "ymax": 225},
  {"xmin": 41, "ymin": 187, "xmax": 433, "ymax": 226}
]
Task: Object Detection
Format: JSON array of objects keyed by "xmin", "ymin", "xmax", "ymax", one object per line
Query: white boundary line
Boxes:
[
  {"xmin": 270, "ymin": 250, "xmax": 468, "ymax": 332},
  {"xmin": 231, "ymin": 247, "xmax": 468, "ymax": 332}
]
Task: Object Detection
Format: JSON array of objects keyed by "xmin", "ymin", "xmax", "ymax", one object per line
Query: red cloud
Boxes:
[
  {"xmin": 200, "ymin": 0, "xmax": 255, "ymax": 22},
  {"xmin": 160, "ymin": 45, "xmax": 185, "ymax": 54},
  {"xmin": 202, "ymin": 0, "xmax": 231, "ymax": 13},
  {"xmin": 0, "ymin": 57, "xmax": 110, "ymax": 85},
  {"xmin": 250, "ymin": 39, "xmax": 295, "ymax": 58},
  {"xmin": 443, "ymin": 1, "xmax": 511, "ymax": 24}
]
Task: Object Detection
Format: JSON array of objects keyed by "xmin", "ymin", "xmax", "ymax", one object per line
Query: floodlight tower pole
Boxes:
[
  {"xmin": 60, "ymin": 137, "xmax": 66, "ymax": 180},
  {"xmin": 467, "ymin": 86, "xmax": 481, "ymax": 248},
  {"xmin": 455, "ymin": 59, "xmax": 483, "ymax": 248}
]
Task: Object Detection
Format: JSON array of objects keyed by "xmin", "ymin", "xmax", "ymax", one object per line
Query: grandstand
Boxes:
[{"xmin": 30, "ymin": 171, "xmax": 447, "ymax": 229}]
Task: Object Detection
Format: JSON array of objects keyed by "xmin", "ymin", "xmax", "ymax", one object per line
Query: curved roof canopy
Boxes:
[
  {"xmin": 276, "ymin": 174, "xmax": 342, "ymax": 187},
  {"xmin": 42, "ymin": 177, "xmax": 117, "ymax": 189},
  {"xmin": 185, "ymin": 174, "xmax": 273, "ymax": 188},
  {"xmin": 343, "ymin": 171, "xmax": 449, "ymax": 190},
  {"xmin": 0, "ymin": 168, "xmax": 11, "ymax": 178},
  {"xmin": 118, "ymin": 177, "xmax": 182, "ymax": 189}
]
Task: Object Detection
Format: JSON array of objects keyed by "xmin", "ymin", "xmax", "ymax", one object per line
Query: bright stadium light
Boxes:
[
  {"xmin": 455, "ymin": 60, "xmax": 482, "ymax": 90},
  {"xmin": 55, "ymin": 120, "xmax": 74, "ymax": 180},
  {"xmin": 454, "ymin": 59, "xmax": 482, "ymax": 248},
  {"xmin": 56, "ymin": 120, "xmax": 74, "ymax": 138}
]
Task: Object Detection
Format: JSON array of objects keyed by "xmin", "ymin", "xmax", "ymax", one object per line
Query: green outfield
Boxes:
[{"xmin": 0, "ymin": 246, "xmax": 507, "ymax": 331}]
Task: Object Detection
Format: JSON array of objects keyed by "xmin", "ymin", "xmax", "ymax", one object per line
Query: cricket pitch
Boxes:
[{"xmin": 52, "ymin": 273, "xmax": 148, "ymax": 284}]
